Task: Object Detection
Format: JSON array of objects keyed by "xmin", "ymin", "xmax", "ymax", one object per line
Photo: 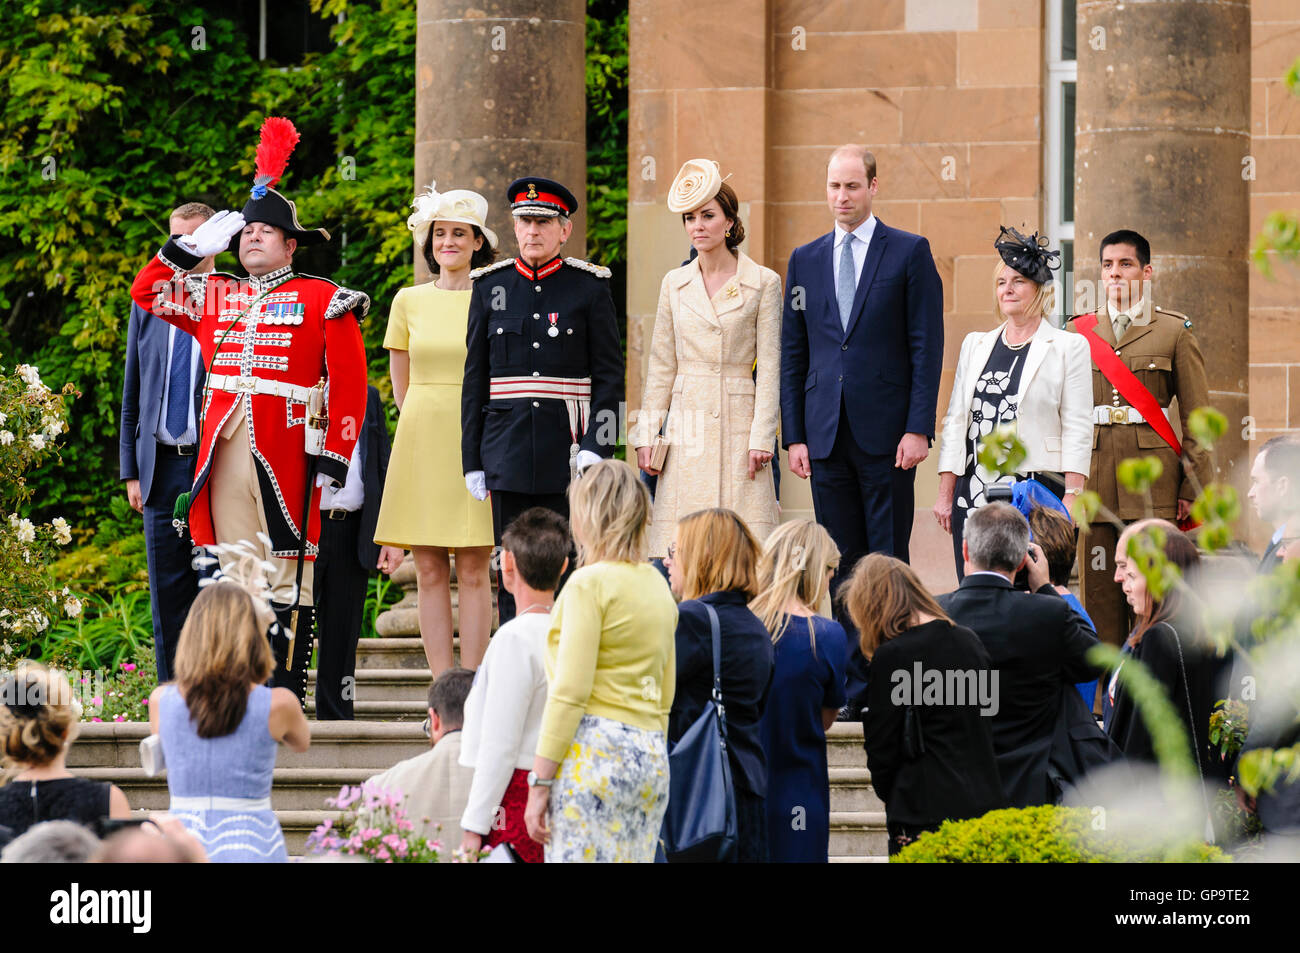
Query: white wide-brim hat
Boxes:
[
  {"xmin": 667, "ymin": 158, "xmax": 724, "ymax": 213},
  {"xmin": 408, "ymin": 184, "xmax": 499, "ymax": 251}
]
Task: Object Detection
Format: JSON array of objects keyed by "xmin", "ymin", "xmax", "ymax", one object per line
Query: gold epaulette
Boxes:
[
  {"xmin": 564, "ymin": 257, "xmax": 612, "ymax": 279},
  {"xmin": 469, "ymin": 258, "xmax": 515, "ymax": 281}
]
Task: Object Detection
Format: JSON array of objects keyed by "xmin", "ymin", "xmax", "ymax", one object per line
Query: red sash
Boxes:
[{"xmin": 1073, "ymin": 313, "xmax": 1182, "ymax": 456}]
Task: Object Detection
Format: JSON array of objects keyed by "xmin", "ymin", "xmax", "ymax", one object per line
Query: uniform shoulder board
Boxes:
[
  {"xmin": 469, "ymin": 258, "xmax": 515, "ymax": 281},
  {"xmin": 1154, "ymin": 305, "xmax": 1192, "ymax": 328},
  {"xmin": 564, "ymin": 257, "xmax": 612, "ymax": 279},
  {"xmin": 324, "ymin": 286, "xmax": 371, "ymax": 320}
]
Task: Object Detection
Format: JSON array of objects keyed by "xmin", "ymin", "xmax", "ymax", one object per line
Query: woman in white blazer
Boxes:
[{"xmin": 933, "ymin": 228, "xmax": 1092, "ymax": 578}]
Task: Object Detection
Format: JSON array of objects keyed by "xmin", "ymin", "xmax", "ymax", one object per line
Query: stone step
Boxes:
[
  {"xmin": 826, "ymin": 721, "xmax": 867, "ymax": 768},
  {"xmin": 828, "ymin": 811, "xmax": 889, "ymax": 857},
  {"xmin": 304, "ymin": 698, "xmax": 428, "ymax": 721},
  {"xmin": 348, "ymin": 638, "xmax": 441, "ymax": 671},
  {"xmin": 306, "ymin": 667, "xmax": 434, "ymax": 704},
  {"xmin": 70, "ymin": 722, "xmax": 429, "ymax": 770},
  {"xmin": 81, "ymin": 767, "xmax": 377, "ymax": 812},
  {"xmin": 828, "ymin": 767, "xmax": 885, "ymax": 813},
  {"xmin": 278, "ymin": 810, "xmax": 343, "ymax": 856}
]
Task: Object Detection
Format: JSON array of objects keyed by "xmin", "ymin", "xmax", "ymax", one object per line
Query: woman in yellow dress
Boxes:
[{"xmin": 374, "ymin": 185, "xmax": 497, "ymax": 675}]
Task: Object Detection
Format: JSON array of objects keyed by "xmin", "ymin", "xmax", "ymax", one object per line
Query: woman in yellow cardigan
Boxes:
[{"xmin": 523, "ymin": 460, "xmax": 678, "ymax": 862}]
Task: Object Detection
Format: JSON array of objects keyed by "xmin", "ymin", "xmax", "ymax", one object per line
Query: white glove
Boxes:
[
  {"xmin": 575, "ymin": 450, "xmax": 602, "ymax": 472},
  {"xmin": 465, "ymin": 471, "xmax": 488, "ymax": 501},
  {"xmin": 176, "ymin": 209, "xmax": 246, "ymax": 258}
]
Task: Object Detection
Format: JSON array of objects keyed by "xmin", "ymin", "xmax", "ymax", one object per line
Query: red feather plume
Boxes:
[{"xmin": 254, "ymin": 117, "xmax": 300, "ymax": 188}]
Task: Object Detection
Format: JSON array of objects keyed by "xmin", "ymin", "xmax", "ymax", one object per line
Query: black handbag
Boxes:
[{"xmin": 660, "ymin": 603, "xmax": 738, "ymax": 863}]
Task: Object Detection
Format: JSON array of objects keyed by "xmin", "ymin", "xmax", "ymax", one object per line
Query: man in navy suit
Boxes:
[
  {"xmin": 119, "ymin": 202, "xmax": 216, "ymax": 681},
  {"xmin": 781, "ymin": 145, "xmax": 943, "ymax": 576},
  {"xmin": 781, "ymin": 146, "xmax": 943, "ymax": 710},
  {"xmin": 313, "ymin": 385, "xmax": 405, "ymax": 720}
]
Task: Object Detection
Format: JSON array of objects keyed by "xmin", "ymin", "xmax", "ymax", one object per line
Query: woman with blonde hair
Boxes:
[
  {"xmin": 664, "ymin": 507, "xmax": 774, "ymax": 862},
  {"xmin": 524, "ymin": 459, "xmax": 678, "ymax": 862},
  {"xmin": 933, "ymin": 226, "xmax": 1092, "ymax": 579},
  {"xmin": 374, "ymin": 183, "xmax": 498, "ymax": 674},
  {"xmin": 842, "ymin": 553, "xmax": 1004, "ymax": 855},
  {"xmin": 752, "ymin": 520, "xmax": 849, "ymax": 862},
  {"xmin": 0, "ymin": 664, "xmax": 131, "ymax": 839},
  {"xmin": 148, "ymin": 580, "xmax": 310, "ymax": 863},
  {"xmin": 630, "ymin": 159, "xmax": 782, "ymax": 557}
]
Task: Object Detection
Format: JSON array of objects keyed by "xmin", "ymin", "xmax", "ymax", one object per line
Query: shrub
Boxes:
[{"xmin": 892, "ymin": 806, "xmax": 1229, "ymax": 864}]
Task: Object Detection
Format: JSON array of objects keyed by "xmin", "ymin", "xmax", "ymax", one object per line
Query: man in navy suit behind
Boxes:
[
  {"xmin": 120, "ymin": 202, "xmax": 215, "ymax": 681},
  {"xmin": 781, "ymin": 145, "xmax": 943, "ymax": 704}
]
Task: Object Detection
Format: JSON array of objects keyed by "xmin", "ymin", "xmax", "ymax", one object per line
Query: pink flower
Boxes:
[
  {"xmin": 113, "ymin": 715, "xmax": 125, "ymax": 722},
  {"xmin": 332, "ymin": 785, "xmax": 360, "ymax": 809},
  {"xmin": 375, "ymin": 846, "xmax": 391, "ymax": 861},
  {"xmin": 142, "ymin": 698, "xmax": 149, "ymax": 705},
  {"xmin": 79, "ymin": 677, "xmax": 87, "ymax": 684},
  {"xmin": 91, "ymin": 697, "xmax": 102, "ymax": 707},
  {"xmin": 121, "ymin": 663, "xmax": 136, "ymax": 672},
  {"xmin": 91, "ymin": 717, "xmax": 102, "ymax": 722},
  {"xmin": 359, "ymin": 827, "xmax": 381, "ymax": 841},
  {"xmin": 382, "ymin": 834, "xmax": 401, "ymax": 849}
]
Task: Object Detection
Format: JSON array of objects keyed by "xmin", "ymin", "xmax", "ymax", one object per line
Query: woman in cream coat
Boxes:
[
  {"xmin": 933, "ymin": 227, "xmax": 1092, "ymax": 578},
  {"xmin": 631, "ymin": 160, "xmax": 781, "ymax": 557}
]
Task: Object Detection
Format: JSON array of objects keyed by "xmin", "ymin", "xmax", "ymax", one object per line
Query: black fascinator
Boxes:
[{"xmin": 995, "ymin": 225, "xmax": 1060, "ymax": 285}]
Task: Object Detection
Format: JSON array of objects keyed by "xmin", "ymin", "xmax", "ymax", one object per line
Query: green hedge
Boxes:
[{"xmin": 893, "ymin": 806, "xmax": 1229, "ymax": 863}]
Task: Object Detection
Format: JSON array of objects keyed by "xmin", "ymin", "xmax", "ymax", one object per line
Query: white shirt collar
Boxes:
[
  {"xmin": 1272, "ymin": 524, "xmax": 1286, "ymax": 547},
  {"xmin": 836, "ymin": 214, "xmax": 876, "ymax": 247}
]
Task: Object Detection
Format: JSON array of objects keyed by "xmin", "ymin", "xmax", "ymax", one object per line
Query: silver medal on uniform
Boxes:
[{"xmin": 547, "ymin": 312, "xmax": 559, "ymax": 337}]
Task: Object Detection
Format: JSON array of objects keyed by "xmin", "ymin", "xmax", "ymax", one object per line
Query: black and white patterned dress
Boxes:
[{"xmin": 951, "ymin": 334, "xmax": 1028, "ymax": 575}]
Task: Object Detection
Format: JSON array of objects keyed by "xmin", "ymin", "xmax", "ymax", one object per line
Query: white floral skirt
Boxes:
[{"xmin": 546, "ymin": 714, "xmax": 669, "ymax": 863}]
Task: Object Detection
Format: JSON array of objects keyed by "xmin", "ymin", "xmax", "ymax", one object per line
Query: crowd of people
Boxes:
[{"xmin": 2, "ymin": 125, "xmax": 1297, "ymax": 863}]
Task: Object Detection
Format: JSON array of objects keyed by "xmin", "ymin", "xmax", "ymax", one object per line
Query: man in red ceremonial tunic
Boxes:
[{"xmin": 131, "ymin": 154, "xmax": 367, "ymax": 701}]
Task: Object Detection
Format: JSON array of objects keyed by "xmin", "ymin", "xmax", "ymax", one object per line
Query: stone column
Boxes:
[
  {"xmin": 1075, "ymin": 1, "xmax": 1251, "ymax": 488},
  {"xmin": 415, "ymin": 1, "xmax": 588, "ymax": 283}
]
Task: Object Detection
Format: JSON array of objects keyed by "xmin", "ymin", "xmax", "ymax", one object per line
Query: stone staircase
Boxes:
[{"xmin": 72, "ymin": 621, "xmax": 887, "ymax": 859}]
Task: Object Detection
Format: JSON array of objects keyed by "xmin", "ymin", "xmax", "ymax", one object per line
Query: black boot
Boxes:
[{"xmin": 269, "ymin": 601, "xmax": 313, "ymax": 707}]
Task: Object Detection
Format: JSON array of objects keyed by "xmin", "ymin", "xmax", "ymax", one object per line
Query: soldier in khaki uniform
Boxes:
[{"xmin": 1074, "ymin": 230, "xmax": 1213, "ymax": 647}]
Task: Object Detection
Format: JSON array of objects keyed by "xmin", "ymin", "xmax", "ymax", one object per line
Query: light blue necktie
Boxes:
[
  {"xmin": 837, "ymin": 234, "xmax": 856, "ymax": 331},
  {"xmin": 165, "ymin": 330, "xmax": 192, "ymax": 441}
]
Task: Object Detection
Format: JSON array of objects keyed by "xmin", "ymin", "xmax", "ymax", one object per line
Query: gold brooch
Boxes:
[{"xmin": 724, "ymin": 284, "xmax": 738, "ymax": 298}]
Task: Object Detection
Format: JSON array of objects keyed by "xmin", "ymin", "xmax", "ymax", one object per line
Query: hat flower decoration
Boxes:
[
  {"xmin": 994, "ymin": 225, "xmax": 1061, "ymax": 285},
  {"xmin": 407, "ymin": 182, "xmax": 498, "ymax": 251},
  {"xmin": 668, "ymin": 158, "xmax": 727, "ymax": 213}
]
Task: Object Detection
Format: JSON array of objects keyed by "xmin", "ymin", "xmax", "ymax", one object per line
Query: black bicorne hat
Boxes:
[
  {"xmin": 995, "ymin": 225, "xmax": 1059, "ymax": 285},
  {"xmin": 227, "ymin": 117, "xmax": 330, "ymax": 252}
]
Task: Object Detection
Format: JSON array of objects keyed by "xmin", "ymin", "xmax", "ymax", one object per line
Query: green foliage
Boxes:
[
  {"xmin": 35, "ymin": 588, "xmax": 153, "ymax": 671},
  {"xmin": 585, "ymin": 2, "xmax": 629, "ymax": 270},
  {"xmin": 892, "ymin": 806, "xmax": 1228, "ymax": 863},
  {"xmin": 1187, "ymin": 407, "xmax": 1228, "ymax": 451},
  {"xmin": 361, "ymin": 569, "xmax": 403, "ymax": 640},
  {"xmin": 1209, "ymin": 699, "xmax": 1250, "ymax": 763},
  {"xmin": 1116, "ymin": 455, "xmax": 1163, "ymax": 496},
  {"xmin": 974, "ymin": 423, "xmax": 1027, "ymax": 478},
  {"xmin": 1071, "ymin": 489, "xmax": 1103, "ymax": 532},
  {"xmin": 1190, "ymin": 483, "xmax": 1239, "ymax": 553}
]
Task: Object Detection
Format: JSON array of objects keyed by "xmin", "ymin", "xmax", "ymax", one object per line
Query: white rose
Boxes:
[
  {"xmin": 28, "ymin": 433, "xmax": 45, "ymax": 451},
  {"xmin": 0, "ymin": 412, "xmax": 6, "ymax": 425},
  {"xmin": 0, "ymin": 431, "xmax": 12, "ymax": 446},
  {"xmin": 17, "ymin": 364, "xmax": 41, "ymax": 387},
  {"xmin": 16, "ymin": 519, "xmax": 36, "ymax": 543},
  {"xmin": 64, "ymin": 597, "xmax": 82, "ymax": 618},
  {"xmin": 52, "ymin": 517, "xmax": 72, "ymax": 545}
]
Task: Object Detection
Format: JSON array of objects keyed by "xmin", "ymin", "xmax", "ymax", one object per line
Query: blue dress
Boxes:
[
  {"xmin": 758, "ymin": 615, "xmax": 849, "ymax": 863},
  {"xmin": 159, "ymin": 683, "xmax": 287, "ymax": 863}
]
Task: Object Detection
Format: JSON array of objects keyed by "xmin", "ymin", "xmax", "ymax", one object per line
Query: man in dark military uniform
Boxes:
[
  {"xmin": 461, "ymin": 176, "xmax": 623, "ymax": 623},
  {"xmin": 1072, "ymin": 229, "xmax": 1212, "ymax": 648}
]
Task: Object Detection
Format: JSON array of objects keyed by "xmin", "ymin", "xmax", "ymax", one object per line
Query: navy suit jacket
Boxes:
[
  {"xmin": 120, "ymin": 301, "xmax": 205, "ymax": 503},
  {"xmin": 780, "ymin": 220, "xmax": 944, "ymax": 459}
]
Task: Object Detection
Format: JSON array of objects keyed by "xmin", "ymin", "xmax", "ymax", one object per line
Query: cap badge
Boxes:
[{"xmin": 526, "ymin": 183, "xmax": 539, "ymax": 200}]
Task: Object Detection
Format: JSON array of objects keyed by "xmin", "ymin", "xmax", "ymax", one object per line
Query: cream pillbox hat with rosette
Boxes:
[
  {"xmin": 408, "ymin": 183, "xmax": 499, "ymax": 251},
  {"xmin": 667, "ymin": 158, "xmax": 731, "ymax": 213}
]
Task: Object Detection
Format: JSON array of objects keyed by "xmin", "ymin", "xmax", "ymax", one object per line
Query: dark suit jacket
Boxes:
[
  {"xmin": 355, "ymin": 385, "xmax": 390, "ymax": 571},
  {"xmin": 119, "ymin": 301, "xmax": 205, "ymax": 501},
  {"xmin": 779, "ymin": 219, "xmax": 944, "ymax": 459},
  {"xmin": 937, "ymin": 573, "xmax": 1101, "ymax": 808},
  {"xmin": 862, "ymin": 618, "xmax": 1004, "ymax": 827},
  {"xmin": 1108, "ymin": 615, "xmax": 1232, "ymax": 785},
  {"xmin": 668, "ymin": 590, "xmax": 775, "ymax": 797}
]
